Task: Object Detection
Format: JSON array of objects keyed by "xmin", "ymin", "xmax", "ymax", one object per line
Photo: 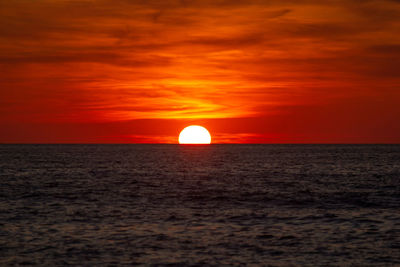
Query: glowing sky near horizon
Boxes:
[{"xmin": 0, "ymin": 0, "xmax": 399, "ymax": 143}]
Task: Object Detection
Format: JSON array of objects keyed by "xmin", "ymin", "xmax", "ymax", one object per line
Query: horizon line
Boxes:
[{"xmin": 0, "ymin": 143, "xmax": 399, "ymax": 145}]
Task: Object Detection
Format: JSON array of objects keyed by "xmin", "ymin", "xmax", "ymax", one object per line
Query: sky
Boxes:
[{"xmin": 1, "ymin": 0, "xmax": 399, "ymax": 143}]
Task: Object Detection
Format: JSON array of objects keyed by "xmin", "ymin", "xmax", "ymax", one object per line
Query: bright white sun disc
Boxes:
[{"xmin": 179, "ymin": 125, "xmax": 211, "ymax": 144}]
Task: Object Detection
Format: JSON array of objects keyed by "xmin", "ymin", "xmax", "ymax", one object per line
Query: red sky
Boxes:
[{"xmin": 1, "ymin": 0, "xmax": 399, "ymax": 143}]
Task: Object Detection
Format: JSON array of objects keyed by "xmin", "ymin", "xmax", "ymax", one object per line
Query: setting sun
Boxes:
[{"xmin": 178, "ymin": 125, "xmax": 211, "ymax": 144}]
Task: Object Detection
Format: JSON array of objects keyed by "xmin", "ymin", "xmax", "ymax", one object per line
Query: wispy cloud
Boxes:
[{"xmin": 0, "ymin": 0, "xmax": 399, "ymax": 142}]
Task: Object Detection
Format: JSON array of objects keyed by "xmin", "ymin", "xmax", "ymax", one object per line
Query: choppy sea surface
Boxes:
[{"xmin": 0, "ymin": 144, "xmax": 399, "ymax": 266}]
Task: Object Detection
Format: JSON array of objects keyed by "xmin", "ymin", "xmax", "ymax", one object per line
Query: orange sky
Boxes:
[{"xmin": 1, "ymin": 0, "xmax": 399, "ymax": 143}]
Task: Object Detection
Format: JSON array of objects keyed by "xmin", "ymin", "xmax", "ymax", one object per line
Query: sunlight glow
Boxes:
[{"xmin": 178, "ymin": 125, "xmax": 211, "ymax": 144}]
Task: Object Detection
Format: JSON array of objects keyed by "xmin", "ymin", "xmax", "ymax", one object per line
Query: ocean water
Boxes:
[{"xmin": 0, "ymin": 144, "xmax": 399, "ymax": 266}]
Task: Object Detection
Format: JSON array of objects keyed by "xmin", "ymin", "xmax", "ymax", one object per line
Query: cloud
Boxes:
[{"xmin": 0, "ymin": 0, "xmax": 399, "ymax": 142}]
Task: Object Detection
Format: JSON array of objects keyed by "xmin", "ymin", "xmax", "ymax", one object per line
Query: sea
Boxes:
[{"xmin": 0, "ymin": 144, "xmax": 399, "ymax": 266}]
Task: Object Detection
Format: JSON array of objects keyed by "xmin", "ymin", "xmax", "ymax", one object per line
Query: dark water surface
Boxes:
[{"xmin": 1, "ymin": 144, "xmax": 399, "ymax": 266}]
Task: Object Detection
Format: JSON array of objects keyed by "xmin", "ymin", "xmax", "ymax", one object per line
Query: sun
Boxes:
[{"xmin": 179, "ymin": 125, "xmax": 211, "ymax": 144}]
